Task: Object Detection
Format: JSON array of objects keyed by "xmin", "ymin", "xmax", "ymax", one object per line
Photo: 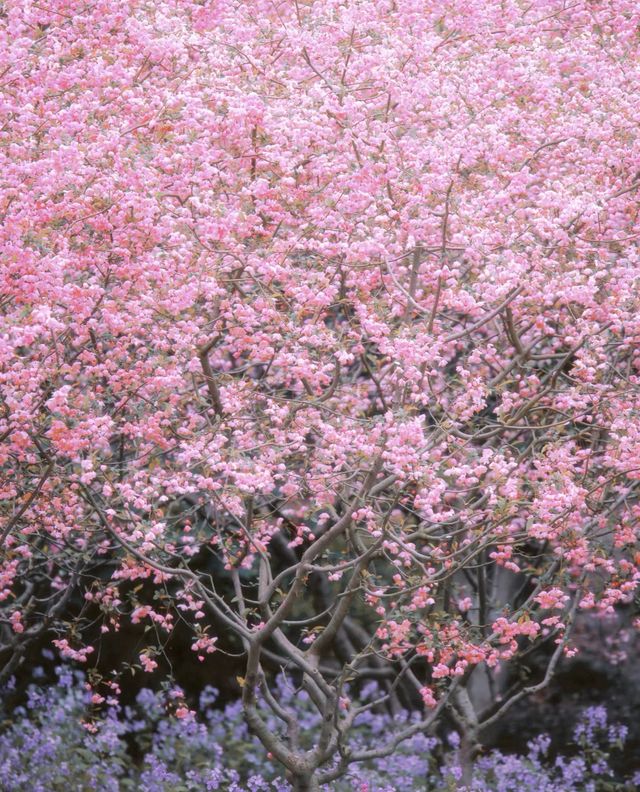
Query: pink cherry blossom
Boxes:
[{"xmin": 2, "ymin": 1, "xmax": 640, "ymax": 787}]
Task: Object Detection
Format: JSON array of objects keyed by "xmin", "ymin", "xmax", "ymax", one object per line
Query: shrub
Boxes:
[{"xmin": 0, "ymin": 669, "xmax": 636, "ymax": 791}]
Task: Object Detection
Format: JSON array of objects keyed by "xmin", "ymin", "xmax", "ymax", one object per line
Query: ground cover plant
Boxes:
[
  {"xmin": 0, "ymin": 667, "xmax": 636, "ymax": 791},
  {"xmin": 3, "ymin": 0, "xmax": 640, "ymax": 788}
]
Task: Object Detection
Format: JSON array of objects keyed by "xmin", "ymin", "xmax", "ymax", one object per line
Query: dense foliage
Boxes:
[{"xmin": 2, "ymin": 0, "xmax": 640, "ymax": 788}]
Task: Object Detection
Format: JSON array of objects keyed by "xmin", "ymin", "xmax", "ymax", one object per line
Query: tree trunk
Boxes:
[
  {"xmin": 458, "ymin": 730, "xmax": 477, "ymax": 788},
  {"xmin": 292, "ymin": 775, "xmax": 320, "ymax": 792},
  {"xmin": 453, "ymin": 685, "xmax": 480, "ymax": 787}
]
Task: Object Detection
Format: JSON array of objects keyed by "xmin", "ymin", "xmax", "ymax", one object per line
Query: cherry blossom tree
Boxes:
[{"xmin": 3, "ymin": 0, "xmax": 640, "ymax": 788}]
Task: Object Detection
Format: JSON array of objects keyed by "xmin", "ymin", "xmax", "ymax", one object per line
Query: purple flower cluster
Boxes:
[
  {"xmin": 456, "ymin": 706, "xmax": 633, "ymax": 792},
  {"xmin": 0, "ymin": 668, "xmax": 634, "ymax": 790}
]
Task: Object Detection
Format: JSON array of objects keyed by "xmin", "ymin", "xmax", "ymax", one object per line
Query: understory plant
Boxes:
[{"xmin": 0, "ymin": 668, "xmax": 636, "ymax": 791}]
